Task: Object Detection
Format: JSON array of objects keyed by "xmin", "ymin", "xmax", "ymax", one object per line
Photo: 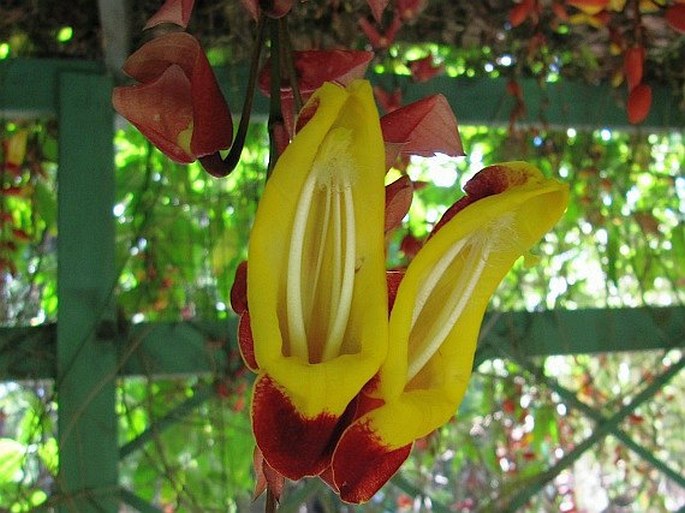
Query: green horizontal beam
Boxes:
[
  {"xmin": 473, "ymin": 305, "xmax": 685, "ymax": 365},
  {"xmin": 0, "ymin": 59, "xmax": 103, "ymax": 118},
  {"xmin": 1, "ymin": 307, "xmax": 682, "ymax": 381},
  {"xmin": 120, "ymin": 319, "xmax": 237, "ymax": 377},
  {"xmin": 2, "ymin": 58, "xmax": 682, "ymax": 129},
  {"xmin": 373, "ymin": 73, "xmax": 685, "ymax": 131}
]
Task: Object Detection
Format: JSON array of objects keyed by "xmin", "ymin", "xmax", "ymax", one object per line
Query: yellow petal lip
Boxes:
[
  {"xmin": 363, "ymin": 161, "xmax": 569, "ymax": 447},
  {"xmin": 247, "ymin": 79, "xmax": 388, "ymax": 418}
]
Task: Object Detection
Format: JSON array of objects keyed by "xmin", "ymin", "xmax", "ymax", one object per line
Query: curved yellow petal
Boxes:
[
  {"xmin": 380, "ymin": 162, "xmax": 569, "ymax": 412},
  {"xmin": 332, "ymin": 162, "xmax": 568, "ymax": 502},
  {"xmin": 247, "ymin": 80, "xmax": 387, "ymax": 477}
]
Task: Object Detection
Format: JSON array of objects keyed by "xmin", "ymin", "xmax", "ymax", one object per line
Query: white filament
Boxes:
[{"xmin": 406, "ymin": 237, "xmax": 492, "ymax": 382}]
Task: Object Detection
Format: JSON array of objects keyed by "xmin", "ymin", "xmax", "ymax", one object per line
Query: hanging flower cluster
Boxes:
[
  {"xmin": 230, "ymin": 79, "xmax": 569, "ymax": 503},
  {"xmin": 114, "ymin": 0, "xmax": 569, "ymax": 505}
]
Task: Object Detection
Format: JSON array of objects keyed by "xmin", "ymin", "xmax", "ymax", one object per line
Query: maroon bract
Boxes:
[
  {"xmin": 380, "ymin": 94, "xmax": 464, "ymax": 169},
  {"xmin": 112, "ymin": 32, "xmax": 233, "ymax": 164},
  {"xmin": 144, "ymin": 0, "xmax": 196, "ymax": 29}
]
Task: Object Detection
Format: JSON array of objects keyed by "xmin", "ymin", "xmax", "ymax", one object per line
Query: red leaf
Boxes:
[
  {"xmin": 144, "ymin": 0, "xmax": 195, "ymax": 29},
  {"xmin": 665, "ymin": 4, "xmax": 685, "ymax": 33},
  {"xmin": 566, "ymin": 0, "xmax": 609, "ymax": 14},
  {"xmin": 11, "ymin": 228, "xmax": 30, "ymax": 241},
  {"xmin": 408, "ymin": 55, "xmax": 444, "ymax": 82},
  {"xmin": 384, "ymin": 175, "xmax": 413, "ymax": 234},
  {"xmin": 366, "ymin": 0, "xmax": 390, "ymax": 22},
  {"xmin": 506, "ymin": 79, "xmax": 523, "ymax": 99},
  {"xmin": 396, "ymin": 0, "xmax": 427, "ymax": 21},
  {"xmin": 509, "ymin": 0, "xmax": 534, "ymax": 27},
  {"xmin": 358, "ymin": 14, "xmax": 402, "ymax": 50},
  {"xmin": 373, "ymin": 86, "xmax": 402, "ymax": 113},
  {"xmin": 623, "ymin": 46, "xmax": 645, "ymax": 91},
  {"xmin": 1, "ymin": 186, "xmax": 24, "ymax": 197},
  {"xmin": 627, "ymin": 83, "xmax": 652, "ymax": 124}
]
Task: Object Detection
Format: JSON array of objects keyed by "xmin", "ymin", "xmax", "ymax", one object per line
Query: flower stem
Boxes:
[
  {"xmin": 266, "ymin": 17, "xmax": 284, "ymax": 177},
  {"xmin": 279, "ymin": 16, "xmax": 303, "ymax": 113},
  {"xmin": 199, "ymin": 16, "xmax": 267, "ymax": 177},
  {"xmin": 265, "ymin": 489, "xmax": 277, "ymax": 513}
]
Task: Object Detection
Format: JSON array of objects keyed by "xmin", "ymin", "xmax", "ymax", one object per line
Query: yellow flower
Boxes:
[
  {"xmin": 246, "ymin": 80, "xmax": 388, "ymax": 479},
  {"xmin": 330, "ymin": 162, "xmax": 569, "ymax": 503}
]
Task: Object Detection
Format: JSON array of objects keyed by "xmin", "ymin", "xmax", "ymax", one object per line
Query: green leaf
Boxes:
[{"xmin": 0, "ymin": 438, "xmax": 26, "ymax": 482}]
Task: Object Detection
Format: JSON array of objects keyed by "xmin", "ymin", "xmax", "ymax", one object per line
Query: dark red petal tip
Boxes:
[{"xmin": 332, "ymin": 421, "xmax": 412, "ymax": 504}]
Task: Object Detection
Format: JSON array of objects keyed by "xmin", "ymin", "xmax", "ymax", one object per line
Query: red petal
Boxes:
[
  {"xmin": 252, "ymin": 447, "xmax": 286, "ymax": 501},
  {"xmin": 384, "ymin": 175, "xmax": 413, "ymax": 233},
  {"xmin": 332, "ymin": 421, "xmax": 412, "ymax": 503},
  {"xmin": 121, "ymin": 32, "xmax": 199, "ymax": 82},
  {"xmin": 258, "ymin": 50, "xmax": 373, "ymax": 97},
  {"xmin": 188, "ymin": 48, "xmax": 233, "ymax": 157},
  {"xmin": 386, "ymin": 270, "xmax": 405, "ymax": 312},
  {"xmin": 665, "ymin": 4, "xmax": 685, "ymax": 33},
  {"xmin": 118, "ymin": 33, "xmax": 233, "ymax": 160},
  {"xmin": 623, "ymin": 46, "xmax": 645, "ymax": 91},
  {"xmin": 238, "ymin": 311, "xmax": 258, "ymax": 371},
  {"xmin": 230, "ymin": 261, "xmax": 248, "ymax": 314},
  {"xmin": 380, "ymin": 95, "xmax": 463, "ymax": 167},
  {"xmin": 252, "ymin": 375, "xmax": 356, "ymax": 480},
  {"xmin": 552, "ymin": 2, "xmax": 570, "ymax": 20},
  {"xmin": 431, "ymin": 163, "xmax": 531, "ymax": 235},
  {"xmin": 113, "ymin": 65, "xmax": 195, "ymax": 163},
  {"xmin": 144, "ymin": 0, "xmax": 195, "ymax": 29}
]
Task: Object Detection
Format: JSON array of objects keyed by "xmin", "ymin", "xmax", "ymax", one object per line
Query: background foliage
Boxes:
[
  {"xmin": 0, "ymin": 0, "xmax": 684, "ymax": 510},
  {"xmin": 0, "ymin": 114, "xmax": 683, "ymax": 511}
]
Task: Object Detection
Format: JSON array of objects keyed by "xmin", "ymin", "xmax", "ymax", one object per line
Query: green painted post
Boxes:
[{"xmin": 55, "ymin": 71, "xmax": 118, "ymax": 512}]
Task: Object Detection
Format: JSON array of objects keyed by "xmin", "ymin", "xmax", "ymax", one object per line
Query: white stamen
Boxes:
[
  {"xmin": 323, "ymin": 185, "xmax": 356, "ymax": 361},
  {"xmin": 286, "ymin": 173, "xmax": 317, "ymax": 359},
  {"xmin": 305, "ymin": 187, "xmax": 332, "ymax": 323},
  {"xmin": 406, "ymin": 238, "xmax": 492, "ymax": 381},
  {"xmin": 411, "ymin": 238, "xmax": 469, "ymax": 328}
]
